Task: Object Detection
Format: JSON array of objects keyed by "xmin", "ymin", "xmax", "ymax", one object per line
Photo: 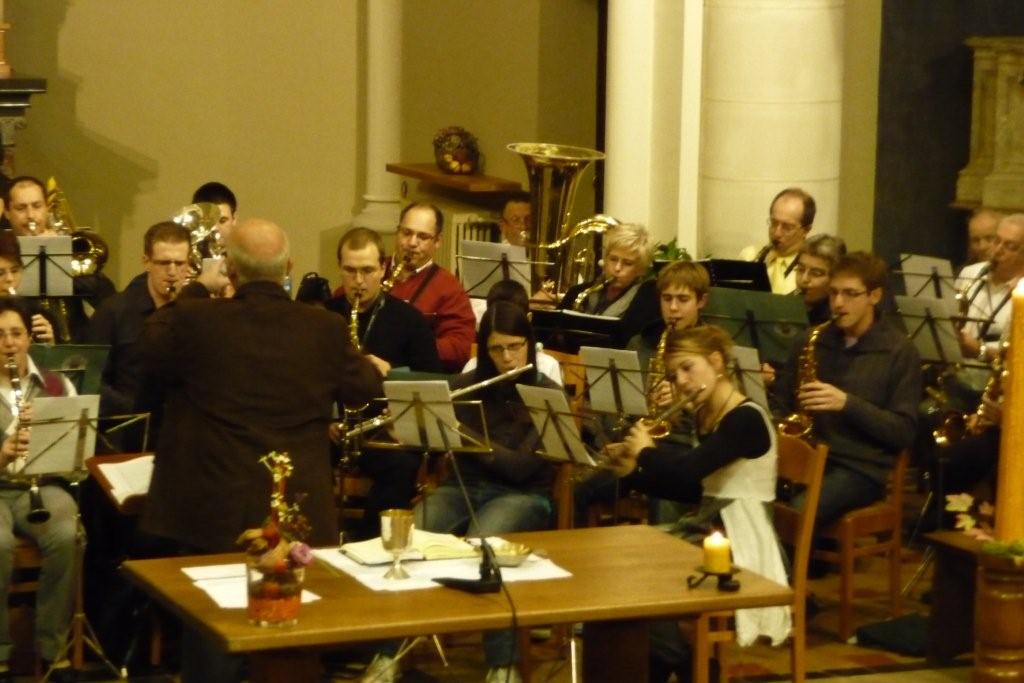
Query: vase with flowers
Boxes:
[
  {"xmin": 433, "ymin": 126, "xmax": 480, "ymax": 174},
  {"xmin": 237, "ymin": 451, "xmax": 314, "ymax": 627}
]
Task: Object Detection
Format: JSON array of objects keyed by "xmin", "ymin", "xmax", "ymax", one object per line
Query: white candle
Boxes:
[{"xmin": 703, "ymin": 530, "xmax": 731, "ymax": 574}]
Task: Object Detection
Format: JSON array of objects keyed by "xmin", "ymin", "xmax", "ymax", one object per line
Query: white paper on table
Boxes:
[
  {"xmin": 192, "ymin": 576, "xmax": 320, "ymax": 610},
  {"xmin": 182, "ymin": 563, "xmax": 247, "ymax": 581},
  {"xmin": 313, "ymin": 546, "xmax": 572, "ymax": 593}
]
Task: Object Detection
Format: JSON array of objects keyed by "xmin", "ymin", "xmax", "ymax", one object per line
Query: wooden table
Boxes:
[
  {"xmin": 926, "ymin": 530, "xmax": 982, "ymax": 664},
  {"xmin": 123, "ymin": 525, "xmax": 792, "ymax": 682}
]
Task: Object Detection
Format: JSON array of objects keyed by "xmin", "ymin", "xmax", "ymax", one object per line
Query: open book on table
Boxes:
[{"xmin": 341, "ymin": 529, "xmax": 476, "ymax": 565}]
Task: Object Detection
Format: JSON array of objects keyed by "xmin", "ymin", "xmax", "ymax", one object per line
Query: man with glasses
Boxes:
[
  {"xmin": 740, "ymin": 187, "xmax": 816, "ymax": 294},
  {"xmin": 956, "ymin": 213, "xmax": 1024, "ymax": 361},
  {"xmin": 498, "ymin": 192, "xmax": 531, "ymax": 247},
  {"xmin": 89, "ymin": 221, "xmax": 191, "ymax": 447},
  {"xmin": 773, "ymin": 251, "xmax": 921, "ymax": 526},
  {"xmin": 387, "ymin": 202, "xmax": 476, "ymax": 372}
]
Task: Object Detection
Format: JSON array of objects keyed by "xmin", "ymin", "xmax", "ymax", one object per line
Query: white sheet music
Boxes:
[
  {"xmin": 516, "ymin": 384, "xmax": 596, "ymax": 466},
  {"xmin": 16, "ymin": 395, "xmax": 99, "ymax": 475},
  {"xmin": 96, "ymin": 454, "xmax": 154, "ymax": 505}
]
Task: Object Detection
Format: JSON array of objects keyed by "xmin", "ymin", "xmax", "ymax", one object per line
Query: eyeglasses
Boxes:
[
  {"xmin": 502, "ymin": 214, "xmax": 530, "ymax": 226},
  {"xmin": 766, "ymin": 218, "xmax": 804, "ymax": 234},
  {"xmin": 793, "ymin": 264, "xmax": 828, "ymax": 279},
  {"xmin": 993, "ymin": 237, "xmax": 1022, "ymax": 254},
  {"xmin": 486, "ymin": 340, "xmax": 527, "ymax": 355},
  {"xmin": 828, "ymin": 288, "xmax": 869, "ymax": 300},
  {"xmin": 150, "ymin": 259, "xmax": 188, "ymax": 270},
  {"xmin": 398, "ymin": 227, "xmax": 437, "ymax": 243}
]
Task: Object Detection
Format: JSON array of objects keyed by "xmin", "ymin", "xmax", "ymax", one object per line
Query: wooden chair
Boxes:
[
  {"xmin": 812, "ymin": 449, "xmax": 909, "ymax": 641},
  {"xmin": 688, "ymin": 434, "xmax": 827, "ymax": 683}
]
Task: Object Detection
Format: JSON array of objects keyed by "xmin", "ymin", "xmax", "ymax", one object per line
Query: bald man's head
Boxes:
[{"xmin": 225, "ymin": 218, "xmax": 291, "ymax": 286}]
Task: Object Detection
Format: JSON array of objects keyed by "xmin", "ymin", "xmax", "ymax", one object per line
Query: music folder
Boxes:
[{"xmin": 531, "ymin": 309, "xmax": 621, "ymax": 354}]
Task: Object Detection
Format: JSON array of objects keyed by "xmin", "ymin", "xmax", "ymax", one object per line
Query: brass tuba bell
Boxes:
[
  {"xmin": 44, "ymin": 177, "xmax": 110, "ymax": 276},
  {"xmin": 172, "ymin": 202, "xmax": 225, "ymax": 277}
]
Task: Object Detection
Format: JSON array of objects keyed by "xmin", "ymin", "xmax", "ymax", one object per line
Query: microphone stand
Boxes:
[{"xmin": 432, "ymin": 416, "xmax": 502, "ymax": 594}]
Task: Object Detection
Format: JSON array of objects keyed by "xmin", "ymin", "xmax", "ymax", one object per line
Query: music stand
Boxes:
[
  {"xmin": 531, "ymin": 309, "xmax": 621, "ymax": 354},
  {"xmin": 578, "ymin": 346, "xmax": 647, "ymax": 418},
  {"xmin": 516, "ymin": 384, "xmax": 599, "ymax": 467},
  {"xmin": 893, "ymin": 295, "xmax": 964, "ymax": 367},
  {"xmin": 730, "ymin": 345, "xmax": 769, "ymax": 411},
  {"xmin": 701, "ymin": 287, "xmax": 809, "ymax": 366},
  {"xmin": 898, "ymin": 254, "xmax": 957, "ymax": 299},
  {"xmin": 382, "ymin": 381, "xmax": 489, "ymax": 454},
  {"xmin": 29, "ymin": 344, "xmax": 110, "ymax": 396},
  {"xmin": 16, "ymin": 235, "xmax": 74, "ymax": 297},
  {"xmin": 698, "ymin": 259, "xmax": 771, "ymax": 291},
  {"xmin": 457, "ymin": 240, "xmax": 534, "ymax": 296}
]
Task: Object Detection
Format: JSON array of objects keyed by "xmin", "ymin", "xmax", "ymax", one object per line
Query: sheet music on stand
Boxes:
[
  {"xmin": 730, "ymin": 345, "xmax": 768, "ymax": 411},
  {"xmin": 893, "ymin": 295, "xmax": 964, "ymax": 365},
  {"xmin": 698, "ymin": 259, "xmax": 771, "ymax": 292},
  {"xmin": 8, "ymin": 395, "xmax": 99, "ymax": 477},
  {"xmin": 898, "ymin": 254, "xmax": 957, "ymax": 300},
  {"xmin": 578, "ymin": 346, "xmax": 647, "ymax": 416},
  {"xmin": 457, "ymin": 240, "xmax": 535, "ymax": 297},
  {"xmin": 515, "ymin": 384, "xmax": 598, "ymax": 467},
  {"xmin": 17, "ymin": 235, "xmax": 74, "ymax": 297},
  {"xmin": 701, "ymin": 287, "xmax": 809, "ymax": 366},
  {"xmin": 382, "ymin": 380, "xmax": 490, "ymax": 453}
]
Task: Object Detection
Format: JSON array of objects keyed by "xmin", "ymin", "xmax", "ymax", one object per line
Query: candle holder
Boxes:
[{"xmin": 687, "ymin": 565, "xmax": 741, "ymax": 592}]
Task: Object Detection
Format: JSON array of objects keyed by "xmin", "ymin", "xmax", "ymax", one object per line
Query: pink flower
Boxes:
[{"xmin": 289, "ymin": 542, "xmax": 314, "ymax": 567}]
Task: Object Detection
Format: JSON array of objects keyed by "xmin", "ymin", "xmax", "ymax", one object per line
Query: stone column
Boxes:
[
  {"xmin": 980, "ymin": 38, "xmax": 1024, "ymax": 210},
  {"xmin": 956, "ymin": 40, "xmax": 999, "ymax": 204},
  {"xmin": 700, "ymin": 0, "xmax": 845, "ymax": 258},
  {"xmin": 351, "ymin": 0, "xmax": 403, "ymax": 234}
]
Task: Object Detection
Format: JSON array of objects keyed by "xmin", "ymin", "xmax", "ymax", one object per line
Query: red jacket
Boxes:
[{"xmin": 388, "ymin": 263, "xmax": 476, "ymax": 372}]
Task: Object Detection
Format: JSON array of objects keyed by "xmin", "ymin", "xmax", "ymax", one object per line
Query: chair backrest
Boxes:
[
  {"xmin": 885, "ymin": 449, "xmax": 910, "ymax": 512},
  {"xmin": 773, "ymin": 434, "xmax": 828, "ymax": 600}
]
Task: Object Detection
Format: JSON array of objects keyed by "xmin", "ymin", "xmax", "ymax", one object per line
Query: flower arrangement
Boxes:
[
  {"xmin": 433, "ymin": 126, "xmax": 480, "ymax": 174},
  {"xmin": 945, "ymin": 492, "xmax": 1024, "ymax": 565},
  {"xmin": 237, "ymin": 451, "xmax": 313, "ymax": 626}
]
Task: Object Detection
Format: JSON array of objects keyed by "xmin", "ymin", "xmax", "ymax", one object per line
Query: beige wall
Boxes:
[
  {"xmin": 838, "ymin": 1, "xmax": 882, "ymax": 251},
  {"xmin": 6, "ymin": 0, "xmax": 362, "ymax": 288}
]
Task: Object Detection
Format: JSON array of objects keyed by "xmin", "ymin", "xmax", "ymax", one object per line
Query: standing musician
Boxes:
[
  {"xmin": 0, "ymin": 297, "xmax": 77, "ymax": 682},
  {"xmin": 326, "ymin": 227, "xmax": 441, "ymax": 541},
  {"xmin": 89, "ymin": 221, "xmax": 191, "ymax": 444},
  {"xmin": 740, "ymin": 187, "xmax": 816, "ymax": 294},
  {"xmin": 3, "ymin": 176, "xmax": 116, "ymax": 342},
  {"xmin": 386, "ymin": 202, "xmax": 476, "ymax": 373},
  {"xmin": 187, "ymin": 181, "xmax": 238, "ymax": 298},
  {"xmin": 558, "ymin": 222, "xmax": 660, "ymax": 347},
  {"xmin": 794, "ymin": 234, "xmax": 847, "ymax": 325},
  {"xmin": 956, "ymin": 213, "xmax": 1024, "ymax": 361},
  {"xmin": 773, "ymin": 252, "xmax": 921, "ymax": 527},
  {"xmin": 603, "ymin": 325, "xmax": 790, "ymax": 682}
]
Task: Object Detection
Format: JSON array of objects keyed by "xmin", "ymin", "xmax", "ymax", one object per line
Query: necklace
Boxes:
[{"xmin": 697, "ymin": 384, "xmax": 739, "ymax": 435}]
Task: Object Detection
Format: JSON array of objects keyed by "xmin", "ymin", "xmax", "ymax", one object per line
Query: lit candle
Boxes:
[
  {"xmin": 703, "ymin": 530, "xmax": 731, "ymax": 574},
  {"xmin": 995, "ymin": 280, "xmax": 1024, "ymax": 541}
]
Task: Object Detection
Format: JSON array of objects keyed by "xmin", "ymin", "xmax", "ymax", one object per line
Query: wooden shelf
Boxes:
[{"xmin": 386, "ymin": 162, "xmax": 522, "ymax": 193}]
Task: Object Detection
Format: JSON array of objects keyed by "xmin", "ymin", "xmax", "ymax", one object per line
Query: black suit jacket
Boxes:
[{"xmin": 137, "ymin": 280, "xmax": 382, "ymax": 552}]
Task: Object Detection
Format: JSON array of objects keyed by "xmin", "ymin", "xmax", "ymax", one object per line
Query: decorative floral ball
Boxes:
[{"xmin": 433, "ymin": 126, "xmax": 480, "ymax": 175}]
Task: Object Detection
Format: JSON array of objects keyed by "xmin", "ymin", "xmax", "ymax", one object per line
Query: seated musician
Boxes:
[
  {"xmin": 957, "ymin": 213, "xmax": 1024, "ymax": 361},
  {"xmin": 604, "ymin": 325, "xmax": 790, "ymax": 682},
  {"xmin": 498, "ymin": 192, "xmax": 531, "ymax": 247},
  {"xmin": 558, "ymin": 222, "xmax": 660, "ymax": 346},
  {"xmin": 463, "ymin": 280, "xmax": 562, "ymax": 385},
  {"xmin": 0, "ymin": 297, "xmax": 77, "ymax": 682},
  {"xmin": 958, "ymin": 207, "xmax": 1002, "ymax": 274},
  {"xmin": 739, "ymin": 187, "xmax": 816, "ymax": 294},
  {"xmin": 326, "ymin": 227, "xmax": 441, "ymax": 540},
  {"xmin": 794, "ymin": 234, "xmax": 847, "ymax": 325},
  {"xmin": 0, "ymin": 231, "xmax": 56, "ymax": 343},
  {"xmin": 773, "ymin": 252, "xmax": 921, "ymax": 526},
  {"xmin": 3, "ymin": 176, "xmax": 116, "ymax": 342}
]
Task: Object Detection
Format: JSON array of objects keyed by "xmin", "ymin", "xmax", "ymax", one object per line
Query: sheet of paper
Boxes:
[
  {"xmin": 313, "ymin": 546, "xmax": 572, "ymax": 593},
  {"xmin": 192, "ymin": 576, "xmax": 320, "ymax": 610},
  {"xmin": 97, "ymin": 454, "xmax": 153, "ymax": 504}
]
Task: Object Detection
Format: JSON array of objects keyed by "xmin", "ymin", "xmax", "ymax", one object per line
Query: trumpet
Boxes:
[
  {"xmin": 573, "ymin": 276, "xmax": 613, "ymax": 312},
  {"xmin": 336, "ymin": 364, "xmax": 535, "ymax": 441}
]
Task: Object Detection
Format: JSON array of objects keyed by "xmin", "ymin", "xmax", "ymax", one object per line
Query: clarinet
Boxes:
[{"xmin": 4, "ymin": 356, "xmax": 49, "ymax": 523}]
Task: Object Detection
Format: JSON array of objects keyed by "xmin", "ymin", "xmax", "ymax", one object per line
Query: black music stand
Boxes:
[
  {"xmin": 16, "ymin": 236, "xmax": 75, "ymax": 298},
  {"xmin": 516, "ymin": 384, "xmax": 601, "ymax": 468},
  {"xmin": 698, "ymin": 259, "xmax": 771, "ymax": 292},
  {"xmin": 457, "ymin": 240, "xmax": 536, "ymax": 297},
  {"xmin": 897, "ymin": 254, "xmax": 957, "ymax": 299},
  {"xmin": 729, "ymin": 345, "xmax": 769, "ymax": 410},
  {"xmin": 578, "ymin": 346, "xmax": 647, "ymax": 425},
  {"xmin": 893, "ymin": 295, "xmax": 965, "ymax": 368},
  {"xmin": 531, "ymin": 309, "xmax": 621, "ymax": 354},
  {"xmin": 701, "ymin": 287, "xmax": 809, "ymax": 366}
]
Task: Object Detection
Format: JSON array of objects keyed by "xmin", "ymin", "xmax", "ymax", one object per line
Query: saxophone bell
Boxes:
[{"xmin": 573, "ymin": 276, "xmax": 613, "ymax": 312}]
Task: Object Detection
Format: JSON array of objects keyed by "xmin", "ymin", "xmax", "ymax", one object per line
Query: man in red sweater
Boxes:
[{"xmin": 387, "ymin": 202, "xmax": 476, "ymax": 372}]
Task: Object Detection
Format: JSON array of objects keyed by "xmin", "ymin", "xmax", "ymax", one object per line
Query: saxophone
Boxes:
[
  {"xmin": 640, "ymin": 322, "xmax": 674, "ymax": 439},
  {"xmin": 573, "ymin": 276, "xmax": 613, "ymax": 312},
  {"xmin": 778, "ymin": 318, "xmax": 833, "ymax": 439},
  {"xmin": 349, "ymin": 290, "xmax": 362, "ymax": 351},
  {"xmin": 380, "ymin": 254, "xmax": 408, "ymax": 296},
  {"xmin": 934, "ymin": 341, "xmax": 1006, "ymax": 446}
]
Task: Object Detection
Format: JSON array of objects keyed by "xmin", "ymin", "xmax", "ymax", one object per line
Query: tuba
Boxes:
[
  {"xmin": 507, "ymin": 143, "xmax": 607, "ymax": 296},
  {"xmin": 172, "ymin": 202, "xmax": 225, "ymax": 278},
  {"xmin": 45, "ymin": 177, "xmax": 110, "ymax": 276},
  {"xmin": 778, "ymin": 318, "xmax": 834, "ymax": 440}
]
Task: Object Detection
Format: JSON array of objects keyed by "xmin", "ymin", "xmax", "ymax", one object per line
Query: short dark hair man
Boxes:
[
  {"xmin": 774, "ymin": 251, "xmax": 921, "ymax": 526},
  {"xmin": 191, "ymin": 181, "xmax": 238, "ymax": 238},
  {"xmin": 499, "ymin": 191, "xmax": 531, "ymax": 247},
  {"xmin": 741, "ymin": 187, "xmax": 816, "ymax": 294},
  {"xmin": 3, "ymin": 176, "xmax": 49, "ymax": 236},
  {"xmin": 387, "ymin": 202, "xmax": 476, "ymax": 372}
]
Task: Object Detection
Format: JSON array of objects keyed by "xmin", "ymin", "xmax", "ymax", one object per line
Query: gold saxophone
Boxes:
[
  {"xmin": 778, "ymin": 318, "xmax": 833, "ymax": 439},
  {"xmin": 381, "ymin": 254, "xmax": 408, "ymax": 296},
  {"xmin": 349, "ymin": 290, "xmax": 362, "ymax": 351},
  {"xmin": 573, "ymin": 276, "xmax": 613, "ymax": 312},
  {"xmin": 934, "ymin": 342, "xmax": 1006, "ymax": 447},
  {"xmin": 640, "ymin": 323, "xmax": 674, "ymax": 439}
]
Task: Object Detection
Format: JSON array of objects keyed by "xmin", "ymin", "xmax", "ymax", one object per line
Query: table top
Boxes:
[
  {"xmin": 926, "ymin": 530, "xmax": 984, "ymax": 556},
  {"xmin": 122, "ymin": 525, "xmax": 792, "ymax": 654}
]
